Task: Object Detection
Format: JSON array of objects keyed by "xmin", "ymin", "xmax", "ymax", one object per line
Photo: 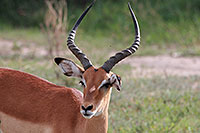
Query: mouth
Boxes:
[
  {"xmin": 82, "ymin": 113, "xmax": 94, "ymax": 119},
  {"xmin": 80, "ymin": 110, "xmax": 94, "ymax": 119},
  {"xmin": 83, "ymin": 113, "xmax": 92, "ymax": 116}
]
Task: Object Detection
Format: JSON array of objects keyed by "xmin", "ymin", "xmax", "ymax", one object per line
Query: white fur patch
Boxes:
[
  {"xmin": 0, "ymin": 112, "xmax": 53, "ymax": 133},
  {"xmin": 98, "ymin": 74, "xmax": 121, "ymax": 91},
  {"xmin": 89, "ymin": 86, "xmax": 95, "ymax": 93},
  {"xmin": 98, "ymin": 80, "xmax": 108, "ymax": 89},
  {"xmin": 80, "ymin": 110, "xmax": 95, "ymax": 119},
  {"xmin": 81, "ymin": 78, "xmax": 87, "ymax": 88},
  {"xmin": 0, "ymin": 129, "xmax": 3, "ymax": 133}
]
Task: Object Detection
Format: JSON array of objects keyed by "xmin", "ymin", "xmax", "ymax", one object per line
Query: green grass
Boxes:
[
  {"xmin": 0, "ymin": 27, "xmax": 46, "ymax": 45},
  {"xmin": 108, "ymin": 76, "xmax": 200, "ymax": 132}
]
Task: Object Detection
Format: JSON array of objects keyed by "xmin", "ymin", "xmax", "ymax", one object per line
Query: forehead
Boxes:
[{"xmin": 83, "ymin": 67, "xmax": 109, "ymax": 87}]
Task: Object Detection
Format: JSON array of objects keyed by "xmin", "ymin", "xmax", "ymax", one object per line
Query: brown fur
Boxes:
[{"xmin": 0, "ymin": 67, "xmax": 112, "ymax": 133}]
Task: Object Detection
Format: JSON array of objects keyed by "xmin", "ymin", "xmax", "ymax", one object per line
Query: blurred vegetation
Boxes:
[
  {"xmin": 0, "ymin": 0, "xmax": 200, "ymax": 48},
  {"xmin": 0, "ymin": 0, "xmax": 45, "ymax": 26}
]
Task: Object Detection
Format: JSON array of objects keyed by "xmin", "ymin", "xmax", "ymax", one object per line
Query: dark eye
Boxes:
[
  {"xmin": 79, "ymin": 81, "xmax": 85, "ymax": 87},
  {"xmin": 101, "ymin": 83, "xmax": 111, "ymax": 89}
]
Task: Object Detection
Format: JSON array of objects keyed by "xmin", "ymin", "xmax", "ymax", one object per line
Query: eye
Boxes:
[
  {"xmin": 101, "ymin": 83, "xmax": 111, "ymax": 89},
  {"xmin": 79, "ymin": 81, "xmax": 85, "ymax": 87}
]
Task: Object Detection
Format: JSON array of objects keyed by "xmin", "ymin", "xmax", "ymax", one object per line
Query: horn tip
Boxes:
[
  {"xmin": 128, "ymin": 2, "xmax": 131, "ymax": 7},
  {"xmin": 128, "ymin": 2, "xmax": 133, "ymax": 10},
  {"xmin": 92, "ymin": 0, "xmax": 96, "ymax": 4},
  {"xmin": 90, "ymin": 0, "xmax": 96, "ymax": 7}
]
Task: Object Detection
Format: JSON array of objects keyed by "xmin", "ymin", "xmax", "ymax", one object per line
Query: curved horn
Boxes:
[
  {"xmin": 67, "ymin": 1, "xmax": 95, "ymax": 70},
  {"xmin": 101, "ymin": 3, "xmax": 140, "ymax": 73}
]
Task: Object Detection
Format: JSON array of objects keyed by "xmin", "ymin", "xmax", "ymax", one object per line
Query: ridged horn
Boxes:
[
  {"xmin": 67, "ymin": 1, "xmax": 95, "ymax": 70},
  {"xmin": 101, "ymin": 3, "xmax": 140, "ymax": 73}
]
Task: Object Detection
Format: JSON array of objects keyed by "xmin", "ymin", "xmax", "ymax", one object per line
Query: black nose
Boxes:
[{"xmin": 82, "ymin": 105, "xmax": 93, "ymax": 111}]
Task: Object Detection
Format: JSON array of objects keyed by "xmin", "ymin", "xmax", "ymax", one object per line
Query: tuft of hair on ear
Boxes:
[{"xmin": 54, "ymin": 57, "xmax": 66, "ymax": 65}]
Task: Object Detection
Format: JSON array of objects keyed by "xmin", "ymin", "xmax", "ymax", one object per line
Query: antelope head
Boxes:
[{"xmin": 54, "ymin": 1, "xmax": 140, "ymax": 119}]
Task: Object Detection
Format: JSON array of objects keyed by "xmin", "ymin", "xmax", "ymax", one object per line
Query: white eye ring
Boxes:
[
  {"xmin": 98, "ymin": 80, "xmax": 109, "ymax": 89},
  {"xmin": 79, "ymin": 78, "xmax": 87, "ymax": 88},
  {"xmin": 79, "ymin": 81, "xmax": 85, "ymax": 87}
]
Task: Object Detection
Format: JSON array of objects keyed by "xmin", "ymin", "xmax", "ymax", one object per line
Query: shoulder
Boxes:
[{"xmin": 59, "ymin": 87, "xmax": 83, "ymax": 102}]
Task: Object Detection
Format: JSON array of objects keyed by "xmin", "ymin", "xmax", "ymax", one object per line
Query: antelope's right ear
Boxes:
[{"xmin": 54, "ymin": 57, "xmax": 84, "ymax": 78}]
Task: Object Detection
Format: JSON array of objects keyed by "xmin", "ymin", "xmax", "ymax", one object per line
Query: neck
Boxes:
[
  {"xmin": 85, "ymin": 111, "xmax": 108, "ymax": 133},
  {"xmin": 79, "ymin": 89, "xmax": 112, "ymax": 133}
]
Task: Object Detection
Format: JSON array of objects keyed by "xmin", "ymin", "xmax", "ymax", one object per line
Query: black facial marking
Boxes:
[
  {"xmin": 54, "ymin": 57, "xmax": 66, "ymax": 65},
  {"xmin": 117, "ymin": 76, "xmax": 121, "ymax": 84},
  {"xmin": 117, "ymin": 76, "xmax": 121, "ymax": 81},
  {"xmin": 82, "ymin": 105, "xmax": 93, "ymax": 111},
  {"xmin": 82, "ymin": 106, "xmax": 86, "ymax": 110},
  {"xmin": 87, "ymin": 105, "xmax": 93, "ymax": 110},
  {"xmin": 101, "ymin": 82, "xmax": 111, "ymax": 88},
  {"xmin": 108, "ymin": 77, "xmax": 116, "ymax": 85},
  {"xmin": 64, "ymin": 72, "xmax": 73, "ymax": 76},
  {"xmin": 94, "ymin": 69, "xmax": 98, "ymax": 72}
]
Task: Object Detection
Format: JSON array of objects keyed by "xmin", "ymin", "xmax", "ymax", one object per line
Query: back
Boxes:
[{"xmin": 0, "ymin": 68, "xmax": 83, "ymax": 124}]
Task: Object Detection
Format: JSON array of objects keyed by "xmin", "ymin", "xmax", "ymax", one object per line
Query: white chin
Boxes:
[{"xmin": 80, "ymin": 110, "xmax": 94, "ymax": 119}]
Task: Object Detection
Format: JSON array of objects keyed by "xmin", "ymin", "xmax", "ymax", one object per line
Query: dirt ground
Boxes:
[
  {"xmin": 123, "ymin": 56, "xmax": 200, "ymax": 77},
  {"xmin": 0, "ymin": 39, "xmax": 48, "ymax": 57},
  {"xmin": 1, "ymin": 39, "xmax": 200, "ymax": 77}
]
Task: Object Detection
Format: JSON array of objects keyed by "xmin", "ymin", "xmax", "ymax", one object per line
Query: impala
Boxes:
[{"xmin": 0, "ymin": 1, "xmax": 140, "ymax": 133}]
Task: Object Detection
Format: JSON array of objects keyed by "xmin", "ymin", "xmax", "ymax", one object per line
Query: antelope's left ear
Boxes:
[
  {"xmin": 109, "ymin": 74, "xmax": 122, "ymax": 91},
  {"xmin": 54, "ymin": 57, "xmax": 84, "ymax": 78}
]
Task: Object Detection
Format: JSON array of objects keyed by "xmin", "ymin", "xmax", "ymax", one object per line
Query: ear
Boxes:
[
  {"xmin": 54, "ymin": 57, "xmax": 84, "ymax": 78},
  {"xmin": 109, "ymin": 74, "xmax": 122, "ymax": 91}
]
